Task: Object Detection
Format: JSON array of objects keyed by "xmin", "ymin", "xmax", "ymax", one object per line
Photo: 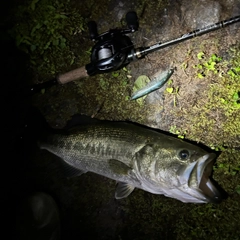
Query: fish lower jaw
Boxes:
[
  {"xmin": 139, "ymin": 182, "xmax": 209, "ymax": 203},
  {"xmin": 159, "ymin": 185, "xmax": 209, "ymax": 203},
  {"xmin": 199, "ymin": 176, "xmax": 222, "ymax": 203},
  {"xmin": 187, "ymin": 153, "xmax": 222, "ymax": 203},
  {"xmin": 174, "ymin": 153, "xmax": 222, "ymax": 203}
]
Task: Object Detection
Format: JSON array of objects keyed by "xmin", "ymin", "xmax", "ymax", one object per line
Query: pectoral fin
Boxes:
[
  {"xmin": 115, "ymin": 182, "xmax": 135, "ymax": 199},
  {"xmin": 108, "ymin": 159, "xmax": 132, "ymax": 175}
]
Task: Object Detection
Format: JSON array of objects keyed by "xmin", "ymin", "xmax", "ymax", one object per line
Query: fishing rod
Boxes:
[{"xmin": 26, "ymin": 12, "xmax": 240, "ymax": 95}]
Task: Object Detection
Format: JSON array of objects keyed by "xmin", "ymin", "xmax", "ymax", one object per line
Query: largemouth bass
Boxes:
[{"xmin": 39, "ymin": 117, "xmax": 223, "ymax": 203}]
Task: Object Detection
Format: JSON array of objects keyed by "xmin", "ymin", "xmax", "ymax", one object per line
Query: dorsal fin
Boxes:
[{"xmin": 64, "ymin": 114, "xmax": 99, "ymax": 129}]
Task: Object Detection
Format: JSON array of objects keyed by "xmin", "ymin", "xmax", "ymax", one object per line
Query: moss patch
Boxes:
[
  {"xmin": 10, "ymin": 0, "xmax": 87, "ymax": 81},
  {"xmin": 176, "ymin": 45, "xmax": 240, "ymax": 147}
]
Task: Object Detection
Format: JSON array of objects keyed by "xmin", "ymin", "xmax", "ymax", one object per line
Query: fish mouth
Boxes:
[{"xmin": 189, "ymin": 153, "xmax": 223, "ymax": 203}]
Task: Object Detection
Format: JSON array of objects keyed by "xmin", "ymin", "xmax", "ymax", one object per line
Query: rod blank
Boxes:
[{"xmin": 134, "ymin": 15, "xmax": 240, "ymax": 58}]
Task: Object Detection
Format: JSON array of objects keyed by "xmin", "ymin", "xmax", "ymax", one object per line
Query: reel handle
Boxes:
[
  {"xmin": 57, "ymin": 66, "xmax": 89, "ymax": 84},
  {"xmin": 88, "ymin": 21, "xmax": 99, "ymax": 41},
  {"xmin": 126, "ymin": 11, "xmax": 139, "ymax": 32}
]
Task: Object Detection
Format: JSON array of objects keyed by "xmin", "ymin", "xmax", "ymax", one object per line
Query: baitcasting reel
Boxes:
[{"xmin": 85, "ymin": 11, "xmax": 139, "ymax": 76}]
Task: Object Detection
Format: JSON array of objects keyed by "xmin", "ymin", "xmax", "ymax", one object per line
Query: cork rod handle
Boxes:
[{"xmin": 57, "ymin": 66, "xmax": 89, "ymax": 84}]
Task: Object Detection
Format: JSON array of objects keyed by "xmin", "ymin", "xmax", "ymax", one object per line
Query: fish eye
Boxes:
[{"xmin": 178, "ymin": 150, "xmax": 190, "ymax": 160}]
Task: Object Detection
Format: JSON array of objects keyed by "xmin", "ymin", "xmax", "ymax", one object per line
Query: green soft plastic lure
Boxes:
[{"xmin": 131, "ymin": 68, "xmax": 174, "ymax": 100}]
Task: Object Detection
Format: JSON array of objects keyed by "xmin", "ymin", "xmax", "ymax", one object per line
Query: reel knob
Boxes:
[
  {"xmin": 126, "ymin": 11, "xmax": 139, "ymax": 32},
  {"xmin": 88, "ymin": 21, "xmax": 99, "ymax": 41}
]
